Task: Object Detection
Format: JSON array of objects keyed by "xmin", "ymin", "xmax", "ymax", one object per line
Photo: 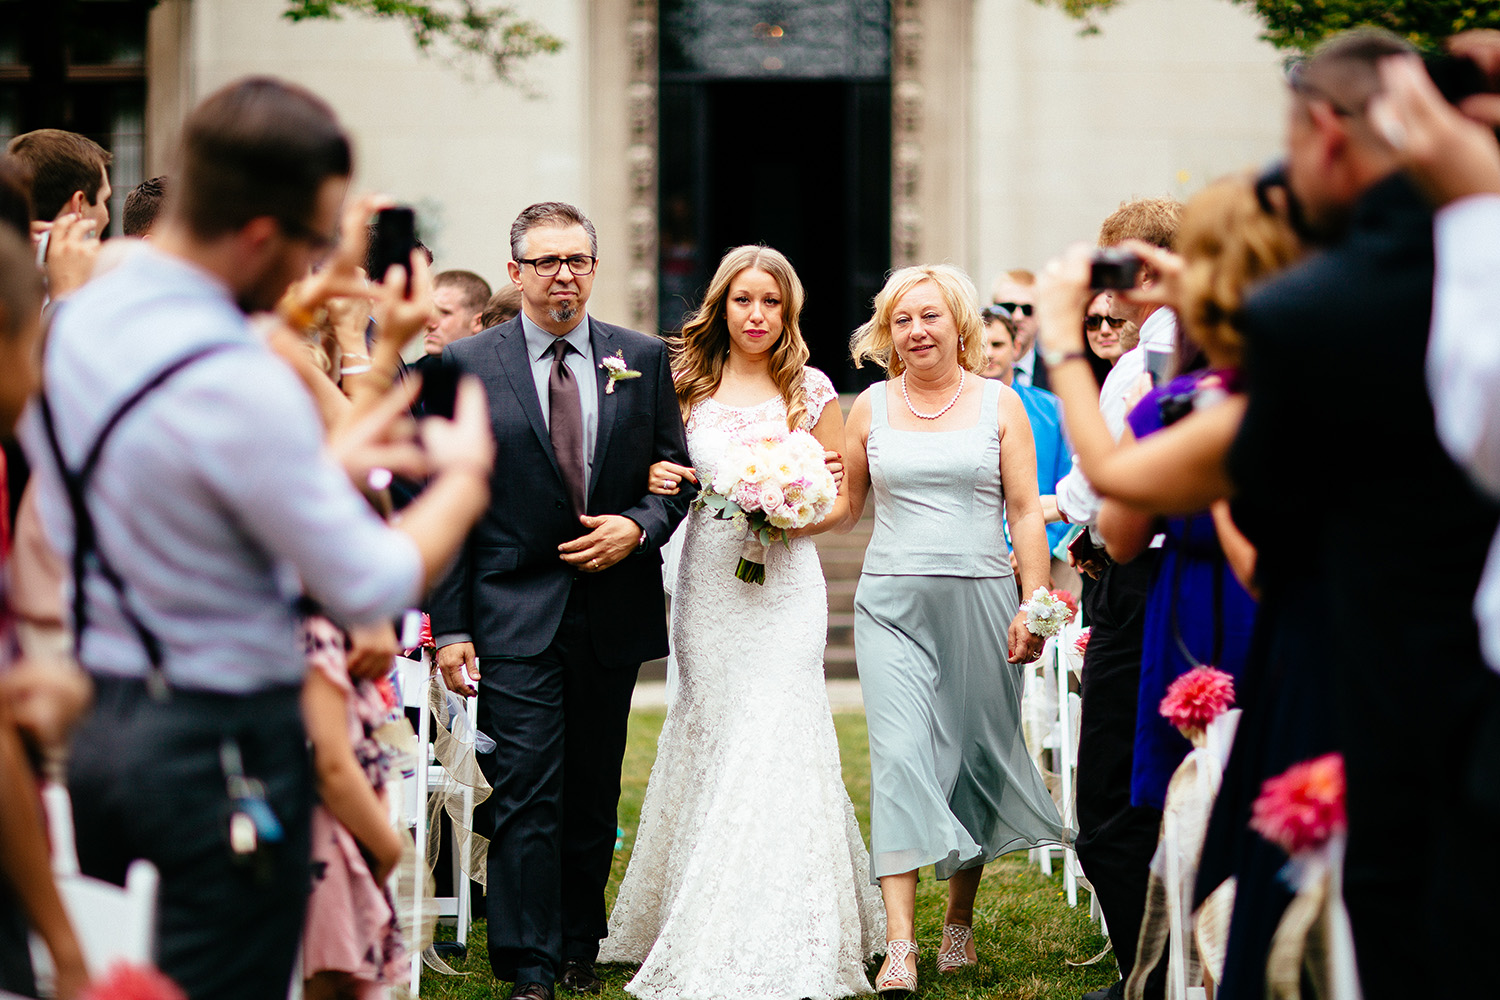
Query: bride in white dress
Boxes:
[{"xmin": 598, "ymin": 245, "xmax": 885, "ymax": 999}]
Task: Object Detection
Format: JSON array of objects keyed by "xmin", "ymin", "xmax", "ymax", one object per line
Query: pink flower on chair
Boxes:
[
  {"xmin": 1049, "ymin": 588, "xmax": 1078, "ymax": 619},
  {"xmin": 1249, "ymin": 753, "xmax": 1347, "ymax": 856},
  {"xmin": 1073, "ymin": 628, "xmax": 1092, "ymax": 655},
  {"xmin": 82, "ymin": 963, "xmax": 188, "ymax": 1000},
  {"xmin": 1158, "ymin": 666, "xmax": 1236, "ymax": 737}
]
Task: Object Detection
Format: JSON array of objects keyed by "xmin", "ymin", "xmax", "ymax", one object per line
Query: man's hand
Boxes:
[
  {"xmin": 436, "ymin": 641, "xmax": 479, "ymax": 698},
  {"xmin": 559, "ymin": 514, "xmax": 641, "ymax": 572},
  {"xmin": 1, "ymin": 660, "xmax": 91, "ymax": 748},
  {"xmin": 1035, "ymin": 244, "xmax": 1095, "ymax": 359},
  {"xmin": 346, "ymin": 621, "xmax": 400, "ymax": 681},
  {"xmin": 43, "ymin": 213, "xmax": 101, "ymax": 300},
  {"xmin": 1373, "ymin": 52, "xmax": 1500, "ymax": 205}
]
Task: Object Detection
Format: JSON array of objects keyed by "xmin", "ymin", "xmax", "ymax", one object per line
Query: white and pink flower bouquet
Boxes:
[
  {"xmin": 693, "ymin": 424, "xmax": 838, "ymax": 584},
  {"xmin": 1022, "ymin": 587, "xmax": 1075, "ymax": 638}
]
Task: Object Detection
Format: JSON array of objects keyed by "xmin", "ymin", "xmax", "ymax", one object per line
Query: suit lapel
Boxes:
[
  {"xmin": 588, "ymin": 318, "xmax": 618, "ymax": 506},
  {"xmin": 495, "ymin": 320, "xmax": 564, "ymax": 483}
]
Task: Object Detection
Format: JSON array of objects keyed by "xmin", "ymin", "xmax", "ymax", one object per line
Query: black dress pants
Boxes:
[
  {"xmin": 1075, "ymin": 554, "xmax": 1163, "ymax": 995},
  {"xmin": 476, "ymin": 585, "xmax": 639, "ymax": 986},
  {"xmin": 68, "ymin": 677, "xmax": 312, "ymax": 1000}
]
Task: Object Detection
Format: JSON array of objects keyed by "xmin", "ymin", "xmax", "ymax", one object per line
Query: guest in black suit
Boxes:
[
  {"xmin": 1224, "ymin": 29, "xmax": 1500, "ymax": 1000},
  {"xmin": 430, "ymin": 202, "xmax": 690, "ymax": 1000}
]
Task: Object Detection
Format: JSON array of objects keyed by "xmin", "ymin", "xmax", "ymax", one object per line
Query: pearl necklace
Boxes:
[{"xmin": 901, "ymin": 369, "xmax": 966, "ymax": 420}]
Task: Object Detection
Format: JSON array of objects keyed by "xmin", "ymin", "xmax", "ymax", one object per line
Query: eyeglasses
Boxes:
[
  {"xmin": 994, "ymin": 301, "xmax": 1033, "ymax": 317},
  {"xmin": 1084, "ymin": 315, "xmax": 1129, "ymax": 332},
  {"xmin": 516, "ymin": 255, "xmax": 598, "ymax": 277}
]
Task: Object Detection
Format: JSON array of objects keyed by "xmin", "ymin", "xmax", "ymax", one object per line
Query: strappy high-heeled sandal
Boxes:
[
  {"xmin": 876, "ymin": 939, "xmax": 919, "ymax": 998},
  {"xmin": 936, "ymin": 922, "xmax": 976, "ymax": 972}
]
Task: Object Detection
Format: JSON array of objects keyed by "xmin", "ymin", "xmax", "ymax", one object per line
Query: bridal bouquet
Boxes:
[
  {"xmin": 1022, "ymin": 587, "xmax": 1075, "ymax": 637},
  {"xmin": 693, "ymin": 425, "xmax": 838, "ymax": 584}
]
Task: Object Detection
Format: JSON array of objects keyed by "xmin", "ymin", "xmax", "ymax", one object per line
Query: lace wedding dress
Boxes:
[{"xmin": 599, "ymin": 367, "xmax": 886, "ymax": 1000}]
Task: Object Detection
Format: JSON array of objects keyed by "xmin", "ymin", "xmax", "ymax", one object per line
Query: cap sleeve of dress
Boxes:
[{"xmin": 801, "ymin": 367, "xmax": 838, "ymax": 430}]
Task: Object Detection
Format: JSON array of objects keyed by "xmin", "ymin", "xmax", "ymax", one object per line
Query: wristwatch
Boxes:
[{"xmin": 1040, "ymin": 345, "xmax": 1089, "ymax": 368}]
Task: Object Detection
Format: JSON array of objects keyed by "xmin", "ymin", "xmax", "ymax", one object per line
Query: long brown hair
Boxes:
[{"xmin": 673, "ymin": 245, "xmax": 811, "ymax": 430}]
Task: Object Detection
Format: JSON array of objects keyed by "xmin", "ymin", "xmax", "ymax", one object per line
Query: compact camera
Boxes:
[{"xmin": 1089, "ymin": 248, "xmax": 1143, "ymax": 290}]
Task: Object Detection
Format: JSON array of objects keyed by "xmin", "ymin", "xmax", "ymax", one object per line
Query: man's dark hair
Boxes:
[
  {"xmin": 509, "ymin": 201, "xmax": 598, "ymax": 261},
  {"xmin": 0, "ymin": 157, "xmax": 33, "ymax": 237},
  {"xmin": 174, "ymin": 77, "xmax": 352, "ymax": 240},
  {"xmin": 122, "ymin": 175, "xmax": 167, "ymax": 237},
  {"xmin": 4, "ymin": 129, "xmax": 111, "ymax": 221},
  {"xmin": 481, "ymin": 284, "xmax": 523, "ymax": 329},
  {"xmin": 1289, "ymin": 27, "xmax": 1415, "ymax": 120},
  {"xmin": 435, "ymin": 269, "xmax": 492, "ymax": 314}
]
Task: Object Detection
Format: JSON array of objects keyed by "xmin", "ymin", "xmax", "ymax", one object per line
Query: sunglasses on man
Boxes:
[{"xmin": 993, "ymin": 301, "xmax": 1033, "ymax": 317}]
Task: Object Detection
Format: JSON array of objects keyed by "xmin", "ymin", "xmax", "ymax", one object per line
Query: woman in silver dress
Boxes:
[{"xmin": 841, "ymin": 264, "xmax": 1070, "ymax": 998}]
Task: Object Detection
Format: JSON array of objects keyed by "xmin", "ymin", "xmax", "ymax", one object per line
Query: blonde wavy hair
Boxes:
[
  {"xmin": 850, "ymin": 264, "xmax": 987, "ymax": 377},
  {"xmin": 672, "ymin": 245, "xmax": 811, "ymax": 430},
  {"xmin": 1176, "ymin": 174, "xmax": 1302, "ymax": 366}
]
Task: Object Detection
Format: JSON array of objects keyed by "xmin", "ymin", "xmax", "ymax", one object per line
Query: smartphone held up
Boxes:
[{"xmin": 370, "ymin": 206, "xmax": 418, "ymax": 296}]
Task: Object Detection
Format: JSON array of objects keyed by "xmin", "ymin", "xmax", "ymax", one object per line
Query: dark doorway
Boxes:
[{"xmin": 658, "ymin": 1, "xmax": 890, "ymax": 391}]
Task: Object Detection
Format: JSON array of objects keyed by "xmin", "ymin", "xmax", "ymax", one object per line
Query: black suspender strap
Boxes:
[{"xmin": 37, "ymin": 343, "xmax": 239, "ymax": 699}]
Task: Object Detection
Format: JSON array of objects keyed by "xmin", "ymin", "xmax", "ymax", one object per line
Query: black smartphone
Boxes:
[
  {"xmin": 420, "ymin": 357, "xmax": 461, "ymax": 419},
  {"xmin": 369, "ymin": 206, "xmax": 417, "ymax": 295}
]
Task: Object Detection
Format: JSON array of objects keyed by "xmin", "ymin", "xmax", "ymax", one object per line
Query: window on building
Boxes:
[{"xmin": 0, "ymin": 0, "xmax": 149, "ymax": 235}]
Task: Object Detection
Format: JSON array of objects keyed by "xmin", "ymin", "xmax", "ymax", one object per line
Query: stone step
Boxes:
[
  {"xmin": 815, "ymin": 549, "xmax": 869, "ymax": 574},
  {"xmin": 828, "ymin": 611, "xmax": 855, "ymax": 648},
  {"xmin": 828, "ymin": 578, "xmax": 859, "ymax": 614},
  {"xmin": 822, "ymin": 644, "xmax": 859, "ymax": 679}
]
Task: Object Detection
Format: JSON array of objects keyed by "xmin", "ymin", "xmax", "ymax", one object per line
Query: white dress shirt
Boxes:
[
  {"xmin": 1013, "ymin": 345, "xmax": 1039, "ymax": 388},
  {"xmin": 1055, "ymin": 308, "xmax": 1178, "ymax": 534},
  {"xmin": 1428, "ymin": 193, "xmax": 1500, "ymax": 672}
]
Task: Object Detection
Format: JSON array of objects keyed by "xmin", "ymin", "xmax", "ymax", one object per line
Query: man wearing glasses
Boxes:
[{"xmin": 430, "ymin": 202, "xmax": 690, "ymax": 1000}]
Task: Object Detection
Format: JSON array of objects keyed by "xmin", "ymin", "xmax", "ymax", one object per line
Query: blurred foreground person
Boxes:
[
  {"xmin": 19, "ymin": 77, "xmax": 493, "ymax": 999},
  {"xmin": 0, "ymin": 226, "xmax": 88, "ymax": 1000}
]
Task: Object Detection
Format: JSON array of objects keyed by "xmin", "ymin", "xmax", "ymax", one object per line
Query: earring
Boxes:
[{"xmin": 959, "ymin": 336, "xmax": 965, "ymax": 352}]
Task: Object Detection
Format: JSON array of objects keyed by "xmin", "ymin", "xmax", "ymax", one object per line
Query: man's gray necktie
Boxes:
[{"xmin": 549, "ymin": 339, "xmax": 586, "ymax": 517}]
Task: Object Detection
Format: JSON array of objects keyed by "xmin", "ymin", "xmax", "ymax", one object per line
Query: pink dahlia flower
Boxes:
[
  {"xmin": 83, "ymin": 964, "xmax": 189, "ymax": 1000},
  {"xmin": 1249, "ymin": 753, "xmax": 1347, "ymax": 855},
  {"xmin": 1158, "ymin": 666, "xmax": 1236, "ymax": 733},
  {"xmin": 1074, "ymin": 628, "xmax": 1092, "ymax": 655}
]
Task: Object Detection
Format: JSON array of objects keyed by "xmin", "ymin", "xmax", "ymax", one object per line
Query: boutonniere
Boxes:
[{"xmin": 600, "ymin": 350, "xmax": 642, "ymax": 394}]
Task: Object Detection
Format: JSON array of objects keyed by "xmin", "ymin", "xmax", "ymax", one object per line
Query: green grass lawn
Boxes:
[{"xmin": 422, "ymin": 707, "xmax": 1112, "ymax": 1000}]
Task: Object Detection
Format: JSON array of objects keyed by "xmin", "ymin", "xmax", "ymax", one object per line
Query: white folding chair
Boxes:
[
  {"xmin": 30, "ymin": 783, "xmax": 159, "ymax": 986},
  {"xmin": 397, "ymin": 655, "xmax": 481, "ymax": 993}
]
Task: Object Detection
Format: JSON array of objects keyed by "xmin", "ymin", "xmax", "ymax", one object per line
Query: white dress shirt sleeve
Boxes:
[{"xmin": 1429, "ymin": 194, "xmax": 1500, "ymax": 496}]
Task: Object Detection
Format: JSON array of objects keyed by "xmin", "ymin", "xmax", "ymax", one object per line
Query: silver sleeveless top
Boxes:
[{"xmin": 862, "ymin": 377, "xmax": 1012, "ymax": 577}]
